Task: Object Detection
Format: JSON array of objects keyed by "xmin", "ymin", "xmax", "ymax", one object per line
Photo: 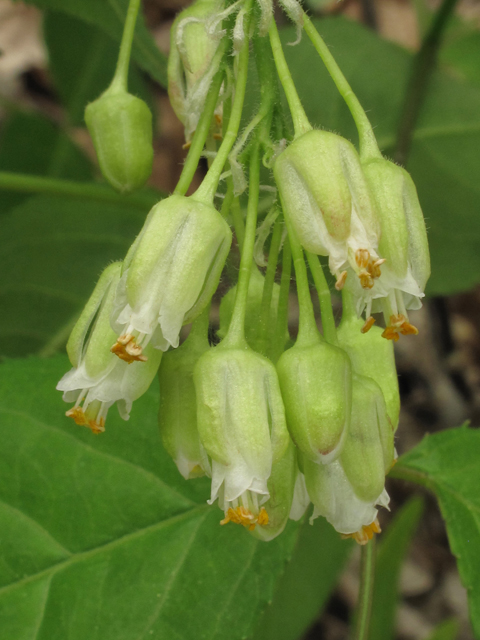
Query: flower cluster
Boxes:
[{"xmin": 58, "ymin": 0, "xmax": 430, "ymax": 545}]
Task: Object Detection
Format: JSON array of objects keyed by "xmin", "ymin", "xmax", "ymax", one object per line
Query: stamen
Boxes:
[
  {"xmin": 361, "ymin": 316, "xmax": 376, "ymax": 334},
  {"xmin": 66, "ymin": 406, "xmax": 87, "ymax": 426},
  {"xmin": 182, "ymin": 140, "xmax": 192, "ymax": 150},
  {"xmin": 382, "ymin": 314, "xmax": 419, "ymax": 341},
  {"xmin": 111, "ymin": 334, "xmax": 148, "ymax": 364},
  {"xmin": 87, "ymin": 417, "xmax": 105, "ymax": 435},
  {"xmin": 213, "ymin": 133, "xmax": 222, "ymax": 140},
  {"xmin": 355, "ymin": 248, "xmax": 370, "ymax": 270},
  {"xmin": 220, "ymin": 506, "xmax": 269, "ymax": 531},
  {"xmin": 341, "ymin": 519, "xmax": 381, "ymax": 545},
  {"xmin": 335, "ymin": 270, "xmax": 348, "ymax": 291},
  {"xmin": 359, "ymin": 271, "xmax": 374, "ymax": 289}
]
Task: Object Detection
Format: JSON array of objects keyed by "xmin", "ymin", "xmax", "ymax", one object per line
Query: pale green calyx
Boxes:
[
  {"xmin": 110, "ymin": 194, "xmax": 232, "ymax": 362},
  {"xmin": 277, "ymin": 332, "xmax": 352, "ymax": 464},
  {"xmin": 338, "ymin": 301, "xmax": 400, "ymax": 429},
  {"xmin": 85, "ymin": 88, "xmax": 153, "ymax": 194},
  {"xmin": 168, "ymin": 0, "xmax": 223, "ymax": 142},
  {"xmin": 158, "ymin": 313, "xmax": 211, "ymax": 480},
  {"xmin": 194, "ymin": 346, "xmax": 291, "ymax": 534},
  {"xmin": 274, "ymin": 129, "xmax": 380, "ymax": 291},
  {"xmin": 359, "ymin": 156, "xmax": 431, "ymax": 341},
  {"xmin": 57, "ymin": 262, "xmax": 162, "ymax": 434}
]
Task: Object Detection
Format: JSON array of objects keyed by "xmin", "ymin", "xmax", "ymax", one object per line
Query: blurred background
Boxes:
[{"xmin": 0, "ymin": 0, "xmax": 479, "ymax": 638}]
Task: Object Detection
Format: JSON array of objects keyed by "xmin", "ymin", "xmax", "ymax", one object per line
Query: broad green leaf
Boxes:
[
  {"xmin": 23, "ymin": 0, "xmax": 167, "ymax": 86},
  {"xmin": 441, "ymin": 31, "xmax": 480, "ymax": 89},
  {"xmin": 392, "ymin": 426, "xmax": 480, "ymax": 638},
  {"xmin": 369, "ymin": 497, "xmax": 424, "ymax": 640},
  {"xmin": 44, "ymin": 11, "xmax": 155, "ymax": 127},
  {"xmin": 0, "ymin": 356, "xmax": 301, "ymax": 640},
  {"xmin": 0, "ymin": 194, "xmax": 149, "ymax": 357},
  {"xmin": 250, "ymin": 516, "xmax": 352, "ymax": 640},
  {"xmin": 281, "ymin": 18, "xmax": 480, "ymax": 296},
  {"xmin": 0, "ymin": 111, "xmax": 92, "ymax": 212},
  {"xmin": 425, "ymin": 618, "xmax": 460, "ymax": 640}
]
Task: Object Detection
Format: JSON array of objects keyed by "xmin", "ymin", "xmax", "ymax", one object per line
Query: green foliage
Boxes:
[
  {"xmin": 425, "ymin": 618, "xmax": 460, "ymax": 640},
  {"xmin": 23, "ymin": 0, "xmax": 167, "ymax": 86},
  {"xmin": 0, "ymin": 195, "xmax": 146, "ymax": 357},
  {"xmin": 0, "ymin": 356, "xmax": 301, "ymax": 640},
  {"xmin": 281, "ymin": 18, "xmax": 480, "ymax": 296},
  {"xmin": 393, "ymin": 427, "xmax": 480, "ymax": 638},
  {"xmin": 250, "ymin": 517, "xmax": 353, "ymax": 640},
  {"xmin": 369, "ymin": 497, "xmax": 424, "ymax": 640},
  {"xmin": 442, "ymin": 31, "xmax": 480, "ymax": 88}
]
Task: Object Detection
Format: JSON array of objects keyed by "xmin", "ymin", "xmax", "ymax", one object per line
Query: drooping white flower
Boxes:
[
  {"xmin": 57, "ymin": 262, "xmax": 162, "ymax": 434},
  {"xmin": 109, "ymin": 194, "xmax": 231, "ymax": 363}
]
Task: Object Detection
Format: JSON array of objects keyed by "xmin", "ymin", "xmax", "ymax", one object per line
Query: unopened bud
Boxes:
[
  {"xmin": 276, "ymin": 333, "xmax": 352, "ymax": 464},
  {"xmin": 85, "ymin": 89, "xmax": 153, "ymax": 194}
]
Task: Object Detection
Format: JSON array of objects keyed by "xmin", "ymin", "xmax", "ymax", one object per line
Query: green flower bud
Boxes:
[
  {"xmin": 85, "ymin": 88, "xmax": 153, "ymax": 194},
  {"xmin": 168, "ymin": 0, "xmax": 222, "ymax": 141},
  {"xmin": 273, "ymin": 130, "xmax": 380, "ymax": 291},
  {"xmin": 340, "ymin": 374, "xmax": 395, "ymax": 503},
  {"xmin": 218, "ymin": 266, "xmax": 284, "ymax": 354},
  {"xmin": 158, "ymin": 314, "xmax": 210, "ymax": 480},
  {"xmin": 360, "ymin": 157, "xmax": 431, "ymax": 341},
  {"xmin": 57, "ymin": 262, "xmax": 162, "ymax": 434},
  {"xmin": 110, "ymin": 194, "xmax": 232, "ymax": 362},
  {"xmin": 338, "ymin": 308, "xmax": 400, "ymax": 429},
  {"xmin": 276, "ymin": 333, "xmax": 352, "ymax": 464},
  {"xmin": 194, "ymin": 345, "xmax": 291, "ymax": 535}
]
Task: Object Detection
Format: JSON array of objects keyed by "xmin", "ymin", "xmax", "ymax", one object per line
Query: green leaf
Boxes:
[
  {"xmin": 250, "ymin": 517, "xmax": 353, "ymax": 640},
  {"xmin": 0, "ymin": 194, "xmax": 147, "ymax": 357},
  {"xmin": 369, "ymin": 497, "xmax": 424, "ymax": 640},
  {"xmin": 0, "ymin": 111, "xmax": 92, "ymax": 212},
  {"xmin": 392, "ymin": 426, "xmax": 480, "ymax": 638},
  {"xmin": 425, "ymin": 618, "xmax": 460, "ymax": 640},
  {"xmin": 44, "ymin": 11, "xmax": 155, "ymax": 127},
  {"xmin": 0, "ymin": 356, "xmax": 301, "ymax": 640},
  {"xmin": 441, "ymin": 31, "xmax": 480, "ymax": 89},
  {"xmin": 23, "ymin": 0, "xmax": 167, "ymax": 86},
  {"xmin": 281, "ymin": 18, "xmax": 480, "ymax": 296}
]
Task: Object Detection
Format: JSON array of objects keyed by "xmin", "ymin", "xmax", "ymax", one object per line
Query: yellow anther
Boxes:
[
  {"xmin": 111, "ymin": 334, "xmax": 148, "ymax": 364},
  {"xmin": 361, "ymin": 316, "xmax": 376, "ymax": 334},
  {"xmin": 66, "ymin": 406, "xmax": 87, "ymax": 426},
  {"xmin": 87, "ymin": 418, "xmax": 105, "ymax": 435},
  {"xmin": 213, "ymin": 133, "xmax": 222, "ymax": 141},
  {"xmin": 341, "ymin": 519, "xmax": 381, "ymax": 545},
  {"xmin": 359, "ymin": 271, "xmax": 374, "ymax": 290},
  {"xmin": 382, "ymin": 314, "xmax": 419, "ymax": 341},
  {"xmin": 182, "ymin": 140, "xmax": 192, "ymax": 150},
  {"xmin": 335, "ymin": 270, "xmax": 348, "ymax": 291},
  {"xmin": 355, "ymin": 248, "xmax": 370, "ymax": 270},
  {"xmin": 220, "ymin": 506, "xmax": 269, "ymax": 531},
  {"xmin": 215, "ymin": 113, "xmax": 222, "ymax": 126}
]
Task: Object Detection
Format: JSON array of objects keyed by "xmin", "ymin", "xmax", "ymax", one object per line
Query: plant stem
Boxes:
[
  {"xmin": 258, "ymin": 215, "xmax": 283, "ymax": 355},
  {"xmin": 223, "ymin": 145, "xmax": 261, "ymax": 348},
  {"xmin": 306, "ymin": 251, "xmax": 337, "ymax": 345},
  {"xmin": 231, "ymin": 194, "xmax": 245, "ymax": 252},
  {"xmin": 302, "ymin": 13, "xmax": 380, "ymax": 161},
  {"xmin": 394, "ymin": 0, "xmax": 459, "ymax": 165},
  {"xmin": 268, "ymin": 20, "xmax": 311, "ymax": 139},
  {"xmin": 193, "ymin": 0, "xmax": 253, "ymax": 205},
  {"xmin": 271, "ymin": 237, "xmax": 292, "ymax": 363},
  {"xmin": 110, "ymin": 0, "xmax": 141, "ymax": 92},
  {"xmin": 0, "ymin": 171, "xmax": 158, "ymax": 209},
  {"xmin": 353, "ymin": 538, "xmax": 376, "ymax": 640},
  {"xmin": 282, "ymin": 211, "xmax": 318, "ymax": 346},
  {"xmin": 174, "ymin": 44, "xmax": 227, "ymax": 197}
]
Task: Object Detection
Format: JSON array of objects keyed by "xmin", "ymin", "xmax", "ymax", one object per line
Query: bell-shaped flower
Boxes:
[
  {"xmin": 302, "ymin": 373, "xmax": 394, "ymax": 544},
  {"xmin": 338, "ymin": 293, "xmax": 400, "ymax": 429},
  {"xmin": 110, "ymin": 194, "xmax": 232, "ymax": 362},
  {"xmin": 57, "ymin": 263, "xmax": 162, "ymax": 434},
  {"xmin": 273, "ymin": 130, "xmax": 382, "ymax": 295},
  {"xmin": 358, "ymin": 157, "xmax": 431, "ymax": 340},
  {"xmin": 168, "ymin": 0, "xmax": 223, "ymax": 143},
  {"xmin": 158, "ymin": 311, "xmax": 211, "ymax": 480},
  {"xmin": 277, "ymin": 331, "xmax": 352, "ymax": 464},
  {"xmin": 194, "ymin": 345, "xmax": 291, "ymax": 534}
]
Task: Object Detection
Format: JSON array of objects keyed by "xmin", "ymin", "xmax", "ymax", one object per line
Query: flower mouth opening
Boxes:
[
  {"xmin": 219, "ymin": 490, "xmax": 269, "ymax": 531},
  {"xmin": 341, "ymin": 518, "xmax": 381, "ymax": 545},
  {"xmin": 111, "ymin": 329, "xmax": 150, "ymax": 363},
  {"xmin": 354, "ymin": 248, "xmax": 385, "ymax": 290},
  {"xmin": 65, "ymin": 394, "xmax": 109, "ymax": 435}
]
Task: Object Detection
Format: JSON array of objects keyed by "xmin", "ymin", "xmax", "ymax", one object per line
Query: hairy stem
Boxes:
[
  {"xmin": 271, "ymin": 237, "xmax": 292, "ymax": 363},
  {"xmin": 306, "ymin": 252, "xmax": 338, "ymax": 345},
  {"xmin": 258, "ymin": 215, "xmax": 283, "ymax": 355},
  {"xmin": 394, "ymin": 0, "xmax": 459, "ymax": 165}
]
